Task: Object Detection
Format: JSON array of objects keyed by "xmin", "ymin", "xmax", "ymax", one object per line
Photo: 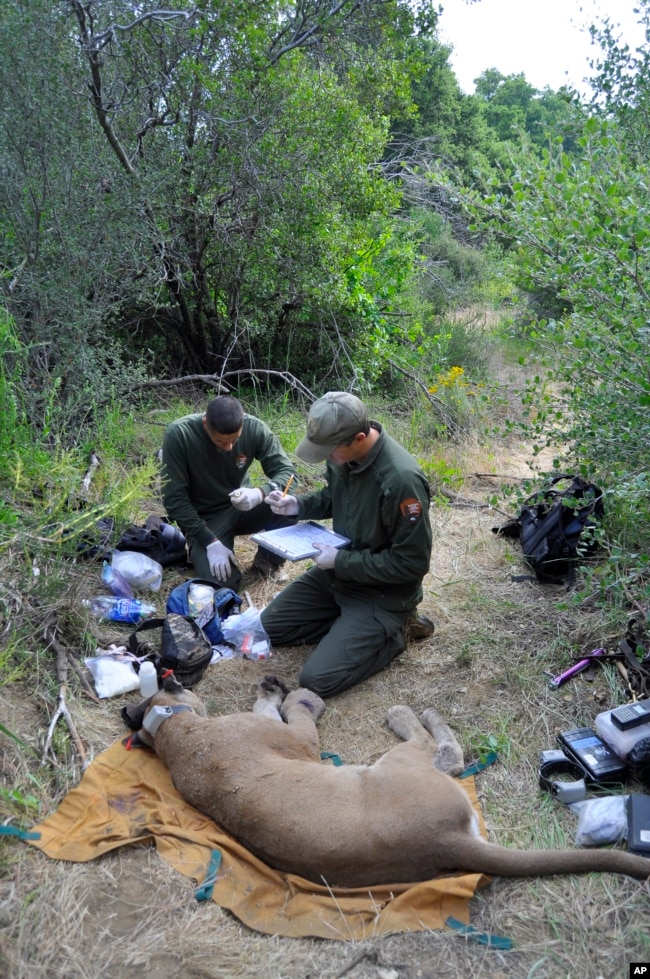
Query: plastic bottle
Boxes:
[
  {"xmin": 84, "ymin": 596, "xmax": 157, "ymax": 623},
  {"xmin": 101, "ymin": 560, "xmax": 135, "ymax": 599},
  {"xmin": 138, "ymin": 660, "xmax": 159, "ymax": 697}
]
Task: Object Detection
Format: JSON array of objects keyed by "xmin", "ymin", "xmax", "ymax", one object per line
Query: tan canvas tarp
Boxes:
[{"xmin": 27, "ymin": 740, "xmax": 488, "ymax": 940}]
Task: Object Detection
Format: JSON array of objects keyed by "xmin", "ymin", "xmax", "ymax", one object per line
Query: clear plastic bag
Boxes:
[
  {"xmin": 111, "ymin": 550, "xmax": 163, "ymax": 592},
  {"xmin": 84, "ymin": 646, "xmax": 140, "ymax": 698},
  {"xmin": 569, "ymin": 795, "xmax": 629, "ymax": 846},
  {"xmin": 220, "ymin": 606, "xmax": 272, "ymax": 660},
  {"xmin": 188, "ymin": 582, "xmax": 216, "ymax": 629}
]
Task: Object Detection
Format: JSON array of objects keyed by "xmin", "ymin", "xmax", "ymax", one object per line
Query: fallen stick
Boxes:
[
  {"xmin": 42, "ymin": 620, "xmax": 90, "ymax": 768},
  {"xmin": 42, "ymin": 685, "xmax": 88, "ymax": 770},
  {"xmin": 438, "ymin": 486, "xmax": 511, "ymax": 517},
  {"xmin": 66, "ymin": 652, "xmax": 101, "ymax": 704},
  {"xmin": 470, "ymin": 472, "xmax": 529, "ymax": 480}
]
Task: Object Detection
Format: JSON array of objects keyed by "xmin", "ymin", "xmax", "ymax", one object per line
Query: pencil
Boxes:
[{"xmin": 281, "ymin": 474, "xmax": 295, "ymax": 498}]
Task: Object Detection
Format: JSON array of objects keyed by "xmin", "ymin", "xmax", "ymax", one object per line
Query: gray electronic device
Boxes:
[{"xmin": 610, "ymin": 699, "xmax": 650, "ymax": 731}]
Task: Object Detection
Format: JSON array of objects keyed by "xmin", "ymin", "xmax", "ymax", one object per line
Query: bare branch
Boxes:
[
  {"xmin": 133, "ymin": 373, "xmax": 232, "ymax": 393},
  {"xmin": 68, "ymin": 0, "xmax": 136, "ymax": 175},
  {"xmin": 221, "ymin": 369, "xmax": 317, "ymax": 402},
  {"xmin": 67, "ymin": 2, "xmax": 196, "ymax": 175},
  {"xmin": 41, "ymin": 685, "xmax": 88, "ymax": 770},
  {"xmin": 133, "ymin": 369, "xmax": 316, "ymax": 402},
  {"xmin": 267, "ymin": 0, "xmax": 360, "ymax": 64},
  {"xmin": 75, "ymin": 7, "xmax": 198, "ymax": 54}
]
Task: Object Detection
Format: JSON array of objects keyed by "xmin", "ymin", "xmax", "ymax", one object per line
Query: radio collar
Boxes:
[
  {"xmin": 539, "ymin": 756, "xmax": 588, "ymax": 804},
  {"xmin": 142, "ymin": 704, "xmax": 193, "ymax": 737}
]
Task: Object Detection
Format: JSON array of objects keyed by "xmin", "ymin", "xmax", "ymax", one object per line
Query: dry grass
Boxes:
[{"xmin": 1, "ymin": 401, "xmax": 650, "ymax": 978}]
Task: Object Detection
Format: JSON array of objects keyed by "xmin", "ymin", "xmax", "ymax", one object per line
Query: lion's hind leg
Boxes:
[{"xmin": 386, "ymin": 705, "xmax": 438, "ymax": 755}]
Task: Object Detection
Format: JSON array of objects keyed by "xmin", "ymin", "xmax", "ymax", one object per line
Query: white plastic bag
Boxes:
[
  {"xmin": 84, "ymin": 646, "xmax": 140, "ymax": 698},
  {"xmin": 111, "ymin": 550, "xmax": 163, "ymax": 592},
  {"xmin": 210, "ymin": 644, "xmax": 238, "ymax": 663},
  {"xmin": 569, "ymin": 795, "xmax": 629, "ymax": 846},
  {"xmin": 220, "ymin": 606, "xmax": 272, "ymax": 660}
]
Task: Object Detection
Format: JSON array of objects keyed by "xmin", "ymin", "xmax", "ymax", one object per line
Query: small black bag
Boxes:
[
  {"xmin": 493, "ymin": 474, "xmax": 604, "ymax": 584},
  {"xmin": 128, "ymin": 613, "xmax": 212, "ymax": 688},
  {"xmin": 115, "ymin": 520, "xmax": 187, "ymax": 568}
]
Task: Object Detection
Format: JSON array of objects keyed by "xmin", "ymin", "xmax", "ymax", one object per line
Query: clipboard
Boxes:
[{"xmin": 250, "ymin": 521, "xmax": 351, "ymax": 562}]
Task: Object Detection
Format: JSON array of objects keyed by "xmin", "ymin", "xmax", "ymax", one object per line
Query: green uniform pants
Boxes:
[
  {"xmin": 260, "ymin": 567, "xmax": 411, "ymax": 698},
  {"xmin": 188, "ymin": 504, "xmax": 296, "ymax": 591}
]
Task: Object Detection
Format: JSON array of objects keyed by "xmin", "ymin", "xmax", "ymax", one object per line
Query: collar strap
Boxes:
[
  {"xmin": 539, "ymin": 757, "xmax": 587, "ymax": 804},
  {"xmin": 142, "ymin": 704, "xmax": 194, "ymax": 737}
]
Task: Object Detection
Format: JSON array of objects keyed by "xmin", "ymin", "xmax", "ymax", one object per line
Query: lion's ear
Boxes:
[
  {"xmin": 162, "ymin": 673, "xmax": 185, "ymax": 695},
  {"xmin": 120, "ymin": 698, "xmax": 153, "ymax": 731}
]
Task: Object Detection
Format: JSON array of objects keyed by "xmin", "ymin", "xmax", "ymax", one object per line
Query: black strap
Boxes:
[{"xmin": 128, "ymin": 618, "xmax": 165, "ymax": 657}]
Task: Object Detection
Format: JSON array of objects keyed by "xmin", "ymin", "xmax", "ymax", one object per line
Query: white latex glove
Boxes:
[
  {"xmin": 264, "ymin": 489, "xmax": 299, "ymax": 516},
  {"xmin": 312, "ymin": 544, "xmax": 338, "ymax": 570},
  {"xmin": 229, "ymin": 487, "xmax": 264, "ymax": 512},
  {"xmin": 206, "ymin": 539, "xmax": 235, "ymax": 581}
]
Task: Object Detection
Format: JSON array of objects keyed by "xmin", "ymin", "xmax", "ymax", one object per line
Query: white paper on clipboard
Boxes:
[{"xmin": 250, "ymin": 521, "xmax": 351, "ymax": 562}]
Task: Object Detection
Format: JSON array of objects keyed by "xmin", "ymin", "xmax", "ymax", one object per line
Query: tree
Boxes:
[
  {"xmin": 586, "ymin": 0, "xmax": 650, "ymax": 164},
  {"xmin": 61, "ymin": 0, "xmax": 433, "ymax": 379},
  {"xmin": 0, "ymin": 1, "xmax": 150, "ymax": 432},
  {"xmin": 0, "ymin": 0, "xmax": 438, "ymax": 433},
  {"xmin": 474, "ymin": 69, "xmax": 585, "ymax": 155},
  {"xmin": 389, "ymin": 37, "xmax": 492, "ymax": 175}
]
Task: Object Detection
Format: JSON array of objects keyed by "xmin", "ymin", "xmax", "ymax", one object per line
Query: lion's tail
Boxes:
[{"xmin": 439, "ymin": 834, "xmax": 650, "ymax": 880}]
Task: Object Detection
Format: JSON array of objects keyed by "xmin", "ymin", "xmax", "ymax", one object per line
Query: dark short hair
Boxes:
[
  {"xmin": 341, "ymin": 420, "xmax": 370, "ymax": 445},
  {"xmin": 205, "ymin": 396, "xmax": 244, "ymax": 434}
]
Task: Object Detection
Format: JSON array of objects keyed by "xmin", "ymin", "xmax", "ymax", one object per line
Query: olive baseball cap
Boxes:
[{"xmin": 295, "ymin": 391, "xmax": 368, "ymax": 463}]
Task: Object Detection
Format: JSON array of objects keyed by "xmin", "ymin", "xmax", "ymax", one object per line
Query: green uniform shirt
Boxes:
[
  {"xmin": 162, "ymin": 413, "xmax": 297, "ymax": 548},
  {"xmin": 296, "ymin": 423, "xmax": 432, "ymax": 611}
]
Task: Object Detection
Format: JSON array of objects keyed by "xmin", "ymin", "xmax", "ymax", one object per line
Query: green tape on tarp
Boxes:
[
  {"xmin": 0, "ymin": 825, "xmax": 41, "ymax": 841},
  {"xmin": 458, "ymin": 750, "xmax": 498, "ymax": 778},
  {"xmin": 195, "ymin": 849, "xmax": 221, "ymax": 902},
  {"xmin": 445, "ymin": 915, "xmax": 513, "ymax": 950}
]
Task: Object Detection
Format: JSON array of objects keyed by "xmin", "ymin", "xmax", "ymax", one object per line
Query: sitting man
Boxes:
[
  {"xmin": 161, "ymin": 395, "xmax": 298, "ymax": 591},
  {"xmin": 260, "ymin": 391, "xmax": 434, "ymax": 699}
]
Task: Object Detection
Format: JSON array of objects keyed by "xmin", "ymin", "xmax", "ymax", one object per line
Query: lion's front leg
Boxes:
[
  {"xmin": 252, "ymin": 675, "xmax": 291, "ymax": 721},
  {"xmin": 280, "ymin": 687, "xmax": 325, "ymax": 758}
]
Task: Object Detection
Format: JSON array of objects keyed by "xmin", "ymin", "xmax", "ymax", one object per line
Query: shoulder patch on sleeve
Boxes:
[{"xmin": 400, "ymin": 498, "xmax": 423, "ymax": 523}]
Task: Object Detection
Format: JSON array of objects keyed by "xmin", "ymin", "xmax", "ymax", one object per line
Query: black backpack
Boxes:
[{"xmin": 493, "ymin": 474, "xmax": 604, "ymax": 584}]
